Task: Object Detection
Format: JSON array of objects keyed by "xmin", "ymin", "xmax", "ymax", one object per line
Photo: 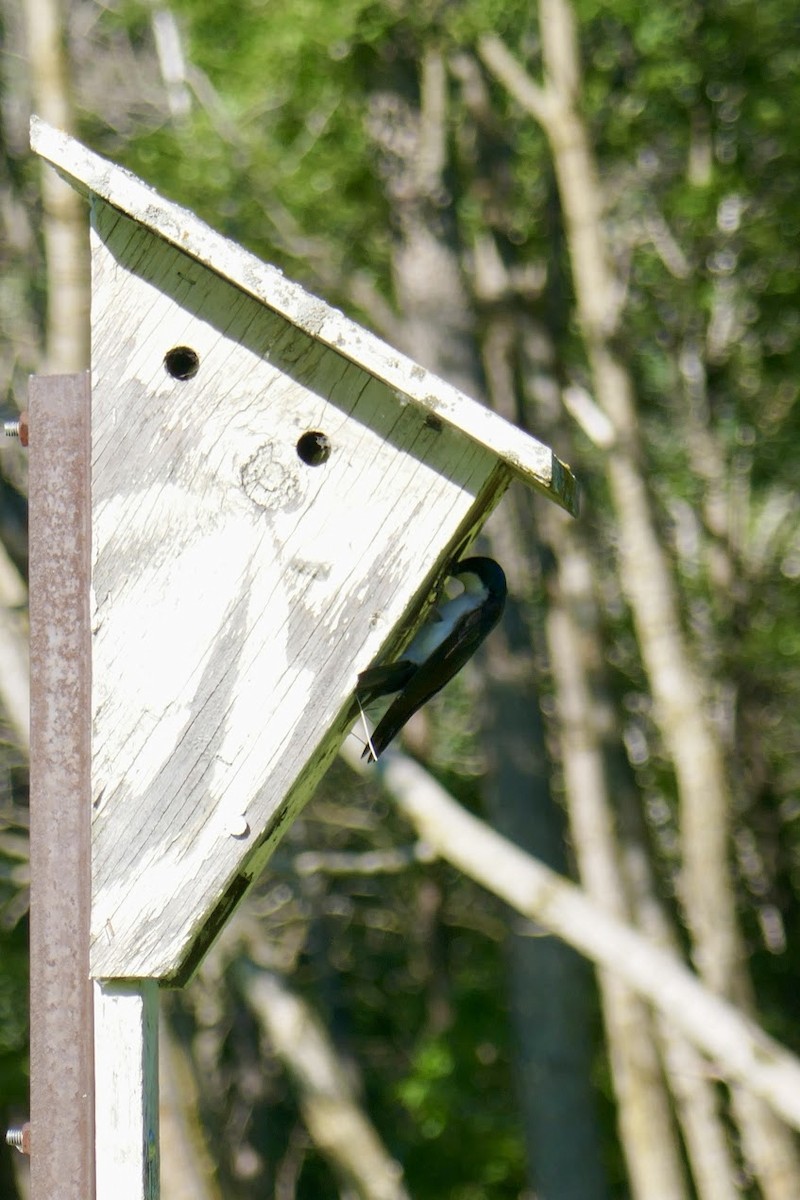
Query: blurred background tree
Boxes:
[{"xmin": 2, "ymin": 0, "xmax": 800, "ymax": 1197}]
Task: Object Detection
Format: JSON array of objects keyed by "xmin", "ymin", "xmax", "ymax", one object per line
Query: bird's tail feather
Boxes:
[{"xmin": 357, "ymin": 660, "xmax": 416, "ymax": 703}]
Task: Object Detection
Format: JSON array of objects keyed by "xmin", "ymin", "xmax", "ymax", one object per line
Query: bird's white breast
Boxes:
[{"xmin": 404, "ymin": 583, "xmax": 487, "ymax": 665}]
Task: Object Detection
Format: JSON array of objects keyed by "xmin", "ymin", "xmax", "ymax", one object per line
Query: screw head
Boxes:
[
  {"xmin": 5, "ymin": 1122, "xmax": 30, "ymax": 1154},
  {"xmin": 3, "ymin": 412, "xmax": 28, "ymax": 446}
]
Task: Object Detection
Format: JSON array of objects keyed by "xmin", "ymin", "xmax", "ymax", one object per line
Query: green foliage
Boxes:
[
  {"xmin": 396, "ymin": 1024, "xmax": 526, "ymax": 1196},
  {"xmin": 0, "ymin": 759, "xmax": 30, "ymax": 1108},
  {"xmin": 4, "ymin": 0, "xmax": 800, "ymax": 1192},
  {"xmin": 89, "ymin": 0, "xmax": 394, "ymax": 297},
  {"xmin": 0, "ymin": 920, "xmax": 28, "ymax": 1102},
  {"xmin": 298, "ymin": 781, "xmax": 528, "ymax": 1197}
]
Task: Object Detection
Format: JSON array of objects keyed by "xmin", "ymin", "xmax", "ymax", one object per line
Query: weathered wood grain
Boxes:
[
  {"xmin": 89, "ymin": 201, "xmax": 506, "ymax": 978},
  {"xmin": 93, "ymin": 981, "xmax": 159, "ymax": 1199},
  {"xmin": 28, "ymin": 119, "xmax": 580, "ymax": 982},
  {"xmin": 31, "ymin": 116, "xmax": 578, "ymax": 515}
]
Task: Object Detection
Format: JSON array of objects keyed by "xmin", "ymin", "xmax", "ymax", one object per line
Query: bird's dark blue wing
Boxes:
[
  {"xmin": 363, "ymin": 591, "xmax": 504, "ymax": 761},
  {"xmin": 357, "ymin": 660, "xmax": 417, "ymax": 706}
]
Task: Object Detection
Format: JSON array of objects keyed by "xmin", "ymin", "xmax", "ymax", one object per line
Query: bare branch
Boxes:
[
  {"xmin": 242, "ymin": 965, "xmax": 412, "ymax": 1200},
  {"xmin": 339, "ymin": 739, "xmax": 800, "ymax": 1132},
  {"xmin": 151, "ymin": 9, "xmax": 191, "ymax": 119},
  {"xmin": 294, "ymin": 844, "xmax": 434, "ymax": 877},
  {"xmin": 477, "ymin": 35, "xmax": 557, "ymax": 128},
  {"xmin": 539, "ymin": 0, "xmax": 581, "ymax": 101}
]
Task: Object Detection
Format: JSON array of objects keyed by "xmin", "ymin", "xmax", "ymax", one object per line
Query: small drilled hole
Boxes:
[
  {"xmin": 296, "ymin": 430, "xmax": 331, "ymax": 466},
  {"xmin": 164, "ymin": 346, "xmax": 200, "ymax": 380}
]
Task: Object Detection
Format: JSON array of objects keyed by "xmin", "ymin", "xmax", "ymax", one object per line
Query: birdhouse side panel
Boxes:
[{"xmin": 89, "ymin": 202, "xmax": 505, "ymax": 978}]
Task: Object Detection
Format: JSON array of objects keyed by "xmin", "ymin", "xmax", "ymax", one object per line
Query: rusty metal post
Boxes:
[{"xmin": 28, "ymin": 373, "xmax": 95, "ymax": 1199}]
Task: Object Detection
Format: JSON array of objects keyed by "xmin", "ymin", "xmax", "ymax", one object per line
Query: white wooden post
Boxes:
[{"xmin": 93, "ymin": 982, "xmax": 159, "ymax": 1199}]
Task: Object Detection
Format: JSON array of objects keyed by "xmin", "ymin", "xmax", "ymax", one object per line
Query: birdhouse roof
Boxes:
[{"xmin": 31, "ymin": 117, "xmax": 577, "ymax": 515}]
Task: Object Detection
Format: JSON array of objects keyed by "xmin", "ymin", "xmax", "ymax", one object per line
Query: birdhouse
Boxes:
[
  {"xmin": 30, "ymin": 118, "xmax": 576, "ymax": 988},
  {"xmin": 26, "ymin": 119, "xmax": 578, "ymax": 1198}
]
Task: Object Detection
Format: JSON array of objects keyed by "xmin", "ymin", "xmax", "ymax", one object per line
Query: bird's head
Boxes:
[{"xmin": 450, "ymin": 556, "xmax": 507, "ymax": 597}]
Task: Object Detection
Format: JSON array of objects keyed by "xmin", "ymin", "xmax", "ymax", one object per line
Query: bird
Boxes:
[{"xmin": 356, "ymin": 556, "xmax": 507, "ymax": 762}]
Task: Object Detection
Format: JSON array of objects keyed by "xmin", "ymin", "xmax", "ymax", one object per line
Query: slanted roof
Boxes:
[{"xmin": 31, "ymin": 117, "xmax": 578, "ymax": 516}]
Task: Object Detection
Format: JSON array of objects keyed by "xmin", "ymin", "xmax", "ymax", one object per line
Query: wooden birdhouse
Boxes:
[
  {"xmin": 26, "ymin": 119, "xmax": 577, "ymax": 1197},
  {"xmin": 31, "ymin": 117, "xmax": 576, "ymax": 984}
]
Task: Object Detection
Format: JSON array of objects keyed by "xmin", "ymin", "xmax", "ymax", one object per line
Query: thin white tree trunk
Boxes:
[
  {"xmin": 242, "ymin": 966, "xmax": 411, "ymax": 1200},
  {"xmin": 23, "ymin": 0, "xmax": 89, "ymax": 371},
  {"xmin": 479, "ymin": 9, "xmax": 738, "ymax": 999},
  {"xmin": 544, "ymin": 513, "xmax": 688, "ymax": 1200},
  {"xmin": 159, "ymin": 1015, "xmax": 223, "ymax": 1200},
  {"xmin": 0, "ymin": 542, "xmax": 29, "ymax": 750},
  {"xmin": 617, "ymin": 786, "xmax": 743, "ymax": 1200},
  {"xmin": 479, "ymin": 10, "xmax": 800, "ymax": 1194},
  {"xmin": 379, "ymin": 49, "xmax": 610, "ymax": 1195}
]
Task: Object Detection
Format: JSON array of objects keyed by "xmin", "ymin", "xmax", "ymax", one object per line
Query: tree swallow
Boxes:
[{"xmin": 357, "ymin": 556, "xmax": 507, "ymax": 762}]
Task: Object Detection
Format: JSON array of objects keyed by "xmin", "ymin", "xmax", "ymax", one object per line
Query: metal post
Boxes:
[{"xmin": 28, "ymin": 373, "xmax": 95, "ymax": 1199}]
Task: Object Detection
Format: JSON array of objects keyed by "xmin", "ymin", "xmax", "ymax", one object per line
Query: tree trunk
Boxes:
[
  {"xmin": 479, "ymin": 503, "xmax": 611, "ymax": 1200},
  {"xmin": 159, "ymin": 1013, "xmax": 224, "ymax": 1200},
  {"xmin": 615, "ymin": 766, "xmax": 743, "ymax": 1200},
  {"xmin": 242, "ymin": 967, "xmax": 411, "ymax": 1200},
  {"xmin": 23, "ymin": 0, "xmax": 89, "ymax": 371},
  {"xmin": 369, "ymin": 43, "xmax": 611, "ymax": 1197},
  {"xmin": 542, "ymin": 507, "xmax": 690, "ymax": 1200},
  {"xmin": 479, "ymin": 8, "xmax": 800, "ymax": 1194}
]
